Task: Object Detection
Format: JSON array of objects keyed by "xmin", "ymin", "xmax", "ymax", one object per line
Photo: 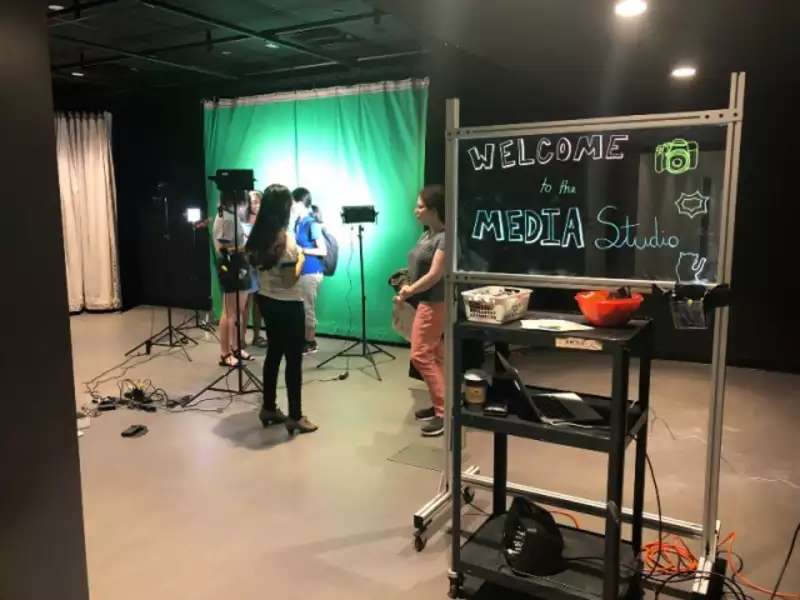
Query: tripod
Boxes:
[
  {"xmin": 126, "ymin": 186, "xmax": 196, "ymax": 361},
  {"xmin": 187, "ymin": 182, "xmax": 262, "ymax": 404},
  {"xmin": 317, "ymin": 224, "xmax": 395, "ymax": 381},
  {"xmin": 177, "ymin": 309, "xmax": 216, "ymax": 335},
  {"xmin": 177, "ymin": 218, "xmax": 216, "ymax": 337}
]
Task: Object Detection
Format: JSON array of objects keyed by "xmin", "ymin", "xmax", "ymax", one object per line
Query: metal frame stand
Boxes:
[
  {"xmin": 186, "ymin": 349, "xmax": 263, "ymax": 402},
  {"xmin": 693, "ymin": 70, "xmax": 746, "ymax": 597},
  {"xmin": 412, "ymin": 73, "xmax": 746, "ymax": 600},
  {"xmin": 125, "ymin": 188, "xmax": 195, "ymax": 361},
  {"xmin": 414, "ymin": 98, "xmax": 467, "ymax": 546},
  {"xmin": 317, "ymin": 224, "xmax": 395, "ymax": 381},
  {"xmin": 177, "ymin": 309, "xmax": 217, "ymax": 336},
  {"xmin": 126, "ymin": 306, "xmax": 197, "ymax": 361}
]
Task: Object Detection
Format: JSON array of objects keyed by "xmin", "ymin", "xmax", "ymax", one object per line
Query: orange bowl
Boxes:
[{"xmin": 575, "ymin": 290, "xmax": 643, "ymax": 327}]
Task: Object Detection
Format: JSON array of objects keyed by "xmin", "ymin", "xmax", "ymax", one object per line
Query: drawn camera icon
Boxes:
[{"xmin": 654, "ymin": 138, "xmax": 699, "ymax": 174}]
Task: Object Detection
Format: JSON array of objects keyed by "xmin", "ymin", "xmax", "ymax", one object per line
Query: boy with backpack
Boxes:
[{"xmin": 292, "ymin": 188, "xmax": 334, "ymax": 355}]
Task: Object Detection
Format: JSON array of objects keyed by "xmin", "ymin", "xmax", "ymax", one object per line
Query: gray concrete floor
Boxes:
[{"xmin": 71, "ymin": 307, "xmax": 799, "ymax": 600}]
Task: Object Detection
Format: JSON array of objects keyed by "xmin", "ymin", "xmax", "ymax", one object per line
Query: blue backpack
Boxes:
[{"xmin": 297, "ymin": 216, "xmax": 338, "ymax": 277}]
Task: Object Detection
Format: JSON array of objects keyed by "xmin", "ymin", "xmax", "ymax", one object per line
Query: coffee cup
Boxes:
[{"xmin": 463, "ymin": 369, "xmax": 489, "ymax": 406}]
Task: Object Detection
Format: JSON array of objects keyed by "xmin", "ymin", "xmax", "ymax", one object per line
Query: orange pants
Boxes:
[{"xmin": 410, "ymin": 301, "xmax": 445, "ymax": 416}]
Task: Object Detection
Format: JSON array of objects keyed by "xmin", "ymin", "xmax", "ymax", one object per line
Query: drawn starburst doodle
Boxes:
[{"xmin": 674, "ymin": 191, "xmax": 710, "ymax": 219}]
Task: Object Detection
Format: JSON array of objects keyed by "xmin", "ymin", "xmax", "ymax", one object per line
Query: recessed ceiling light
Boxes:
[
  {"xmin": 265, "ymin": 41, "xmax": 280, "ymax": 49},
  {"xmin": 221, "ymin": 50, "xmax": 232, "ymax": 55},
  {"xmin": 48, "ymin": 4, "xmax": 65, "ymax": 10},
  {"xmin": 615, "ymin": 0, "xmax": 647, "ymax": 17},
  {"xmin": 671, "ymin": 65, "xmax": 697, "ymax": 79},
  {"xmin": 71, "ymin": 71, "xmax": 85, "ymax": 77}
]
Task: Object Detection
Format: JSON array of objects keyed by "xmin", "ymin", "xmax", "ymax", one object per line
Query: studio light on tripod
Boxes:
[
  {"xmin": 341, "ymin": 205, "xmax": 377, "ymax": 225},
  {"xmin": 317, "ymin": 202, "xmax": 394, "ymax": 380}
]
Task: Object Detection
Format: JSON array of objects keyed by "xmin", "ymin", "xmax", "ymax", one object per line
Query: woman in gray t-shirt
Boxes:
[
  {"xmin": 395, "ymin": 185, "xmax": 447, "ymax": 437},
  {"xmin": 213, "ymin": 191, "xmax": 253, "ymax": 367}
]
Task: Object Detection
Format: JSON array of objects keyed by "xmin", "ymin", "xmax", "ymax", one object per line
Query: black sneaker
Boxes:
[
  {"xmin": 259, "ymin": 407, "xmax": 287, "ymax": 427},
  {"xmin": 414, "ymin": 406, "xmax": 435, "ymax": 421},
  {"xmin": 303, "ymin": 341, "xmax": 319, "ymax": 355},
  {"xmin": 421, "ymin": 416, "xmax": 444, "ymax": 437}
]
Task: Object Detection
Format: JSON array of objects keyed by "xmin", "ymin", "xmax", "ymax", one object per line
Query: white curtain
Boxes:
[{"xmin": 55, "ymin": 112, "xmax": 121, "ymax": 312}]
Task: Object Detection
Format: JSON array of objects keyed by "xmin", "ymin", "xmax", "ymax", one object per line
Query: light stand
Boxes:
[
  {"xmin": 126, "ymin": 183, "xmax": 196, "ymax": 361},
  {"xmin": 317, "ymin": 206, "xmax": 395, "ymax": 381},
  {"xmin": 187, "ymin": 170, "xmax": 262, "ymax": 404},
  {"xmin": 177, "ymin": 207, "xmax": 216, "ymax": 337}
]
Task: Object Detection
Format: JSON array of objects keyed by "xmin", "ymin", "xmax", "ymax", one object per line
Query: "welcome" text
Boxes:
[{"xmin": 467, "ymin": 135, "xmax": 629, "ymax": 171}]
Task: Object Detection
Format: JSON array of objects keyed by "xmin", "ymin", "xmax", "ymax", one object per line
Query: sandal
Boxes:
[
  {"xmin": 234, "ymin": 348, "xmax": 255, "ymax": 361},
  {"xmin": 219, "ymin": 353, "xmax": 240, "ymax": 367}
]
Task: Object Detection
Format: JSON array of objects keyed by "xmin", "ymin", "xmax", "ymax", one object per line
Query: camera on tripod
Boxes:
[
  {"xmin": 208, "ymin": 169, "xmax": 254, "ymax": 193},
  {"xmin": 186, "ymin": 168, "xmax": 264, "ymax": 406},
  {"xmin": 654, "ymin": 138, "xmax": 699, "ymax": 174}
]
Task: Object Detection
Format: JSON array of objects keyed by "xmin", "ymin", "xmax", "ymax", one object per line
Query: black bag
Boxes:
[
  {"xmin": 503, "ymin": 497, "xmax": 565, "ymax": 576},
  {"xmin": 216, "ymin": 251, "xmax": 250, "ymax": 292}
]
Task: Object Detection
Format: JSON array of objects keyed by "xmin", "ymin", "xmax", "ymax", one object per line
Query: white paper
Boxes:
[{"xmin": 519, "ymin": 319, "xmax": 594, "ymax": 332}]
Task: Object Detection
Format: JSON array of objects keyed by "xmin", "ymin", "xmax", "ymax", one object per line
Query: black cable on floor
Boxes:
[
  {"xmin": 768, "ymin": 521, "xmax": 799, "ymax": 600},
  {"xmin": 645, "ymin": 452, "xmax": 664, "ymax": 581}
]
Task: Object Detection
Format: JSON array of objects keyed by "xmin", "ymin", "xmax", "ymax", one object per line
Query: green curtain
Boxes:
[{"xmin": 204, "ymin": 79, "xmax": 429, "ymax": 342}]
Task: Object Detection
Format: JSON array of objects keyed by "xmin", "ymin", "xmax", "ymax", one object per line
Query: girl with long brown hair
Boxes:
[{"xmin": 246, "ymin": 184, "xmax": 317, "ymax": 435}]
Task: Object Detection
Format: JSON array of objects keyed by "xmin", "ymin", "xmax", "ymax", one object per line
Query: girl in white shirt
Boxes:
[{"xmin": 246, "ymin": 184, "xmax": 317, "ymax": 435}]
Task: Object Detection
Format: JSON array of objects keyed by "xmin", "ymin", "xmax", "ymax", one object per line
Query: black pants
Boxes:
[{"xmin": 257, "ymin": 295, "xmax": 304, "ymax": 420}]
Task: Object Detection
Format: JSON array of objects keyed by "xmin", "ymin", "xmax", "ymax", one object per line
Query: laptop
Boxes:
[{"xmin": 496, "ymin": 353, "xmax": 604, "ymax": 425}]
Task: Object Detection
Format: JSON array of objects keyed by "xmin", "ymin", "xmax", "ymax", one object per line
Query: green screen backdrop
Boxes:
[{"xmin": 204, "ymin": 79, "xmax": 429, "ymax": 342}]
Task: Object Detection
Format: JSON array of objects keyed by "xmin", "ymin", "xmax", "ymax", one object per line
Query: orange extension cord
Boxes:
[
  {"xmin": 642, "ymin": 531, "xmax": 800, "ymax": 600},
  {"xmin": 550, "ymin": 510, "xmax": 580, "ymax": 529},
  {"xmin": 547, "ymin": 508, "xmax": 797, "ymax": 599}
]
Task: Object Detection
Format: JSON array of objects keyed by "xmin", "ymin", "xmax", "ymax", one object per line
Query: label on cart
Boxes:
[{"xmin": 555, "ymin": 337, "xmax": 603, "ymax": 351}]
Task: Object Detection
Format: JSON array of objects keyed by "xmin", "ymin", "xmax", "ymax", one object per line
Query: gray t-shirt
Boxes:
[
  {"xmin": 212, "ymin": 209, "xmax": 246, "ymax": 258},
  {"xmin": 407, "ymin": 230, "xmax": 445, "ymax": 302}
]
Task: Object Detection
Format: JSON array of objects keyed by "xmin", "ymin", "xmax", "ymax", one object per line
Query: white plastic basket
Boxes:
[{"xmin": 461, "ymin": 286, "xmax": 532, "ymax": 324}]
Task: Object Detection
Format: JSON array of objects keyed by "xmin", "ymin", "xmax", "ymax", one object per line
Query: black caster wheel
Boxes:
[
  {"xmin": 448, "ymin": 572, "xmax": 464, "ymax": 599},
  {"xmin": 414, "ymin": 534, "xmax": 426, "ymax": 552},
  {"xmin": 462, "ymin": 487, "xmax": 475, "ymax": 504}
]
